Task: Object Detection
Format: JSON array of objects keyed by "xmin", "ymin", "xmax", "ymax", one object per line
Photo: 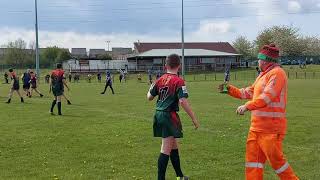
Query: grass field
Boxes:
[{"xmin": 0, "ymin": 77, "xmax": 319, "ymax": 179}]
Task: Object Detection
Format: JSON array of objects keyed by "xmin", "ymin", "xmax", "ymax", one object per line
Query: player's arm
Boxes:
[
  {"xmin": 49, "ymin": 76, "xmax": 52, "ymax": 93},
  {"xmin": 177, "ymin": 83, "xmax": 200, "ymax": 129},
  {"xmin": 62, "ymin": 78, "xmax": 70, "ymax": 91},
  {"xmin": 179, "ymin": 98, "xmax": 200, "ymax": 129},
  {"xmin": 147, "ymin": 83, "xmax": 157, "ymax": 101}
]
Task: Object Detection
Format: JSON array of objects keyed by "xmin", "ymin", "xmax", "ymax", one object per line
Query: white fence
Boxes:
[{"xmin": 63, "ymin": 59, "xmax": 136, "ymax": 73}]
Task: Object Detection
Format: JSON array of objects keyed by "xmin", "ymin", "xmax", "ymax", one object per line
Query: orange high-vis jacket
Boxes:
[{"xmin": 228, "ymin": 65, "xmax": 288, "ymax": 134}]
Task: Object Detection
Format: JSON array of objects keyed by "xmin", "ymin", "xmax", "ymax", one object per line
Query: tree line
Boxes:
[
  {"xmin": 1, "ymin": 25, "xmax": 319, "ymax": 68},
  {"xmin": 233, "ymin": 25, "xmax": 320, "ymax": 61},
  {"xmin": 0, "ymin": 39, "xmax": 112, "ymax": 68}
]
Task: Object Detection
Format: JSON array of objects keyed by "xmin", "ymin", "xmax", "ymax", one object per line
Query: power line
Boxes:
[
  {"xmin": 38, "ymin": 10, "xmax": 320, "ymax": 22},
  {"xmin": 44, "ymin": 1, "xmax": 281, "ymax": 11}
]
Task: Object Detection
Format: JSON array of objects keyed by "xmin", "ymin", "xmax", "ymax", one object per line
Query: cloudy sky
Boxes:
[{"xmin": 1, "ymin": 0, "xmax": 320, "ymax": 49}]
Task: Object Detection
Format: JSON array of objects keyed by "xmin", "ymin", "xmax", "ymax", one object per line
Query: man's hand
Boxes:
[
  {"xmin": 192, "ymin": 119, "xmax": 200, "ymax": 130},
  {"xmin": 236, "ymin": 105, "xmax": 248, "ymax": 115},
  {"xmin": 218, "ymin": 84, "xmax": 228, "ymax": 93}
]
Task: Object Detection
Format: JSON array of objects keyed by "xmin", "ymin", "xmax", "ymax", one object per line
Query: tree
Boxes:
[
  {"xmin": 255, "ymin": 25, "xmax": 306, "ymax": 56},
  {"xmin": 233, "ymin": 36, "xmax": 254, "ymax": 60},
  {"xmin": 41, "ymin": 46, "xmax": 71, "ymax": 66},
  {"xmin": 301, "ymin": 36, "xmax": 320, "ymax": 56},
  {"xmin": 4, "ymin": 39, "xmax": 29, "ymax": 67},
  {"xmin": 56, "ymin": 50, "xmax": 72, "ymax": 63}
]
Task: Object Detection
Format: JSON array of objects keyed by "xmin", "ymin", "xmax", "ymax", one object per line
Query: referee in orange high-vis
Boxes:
[{"xmin": 219, "ymin": 43, "xmax": 299, "ymax": 180}]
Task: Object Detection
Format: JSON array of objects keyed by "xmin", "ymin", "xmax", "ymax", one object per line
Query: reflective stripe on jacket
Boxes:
[{"xmin": 228, "ymin": 65, "xmax": 288, "ymax": 134}]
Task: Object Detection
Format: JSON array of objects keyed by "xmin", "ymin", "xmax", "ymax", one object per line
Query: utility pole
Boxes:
[
  {"xmin": 106, "ymin": 41, "xmax": 110, "ymax": 52},
  {"xmin": 35, "ymin": 0, "xmax": 40, "ymax": 76},
  {"xmin": 181, "ymin": 0, "xmax": 185, "ymax": 78}
]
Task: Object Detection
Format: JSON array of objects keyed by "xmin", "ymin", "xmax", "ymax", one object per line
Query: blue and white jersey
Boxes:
[{"xmin": 106, "ymin": 72, "xmax": 112, "ymax": 84}]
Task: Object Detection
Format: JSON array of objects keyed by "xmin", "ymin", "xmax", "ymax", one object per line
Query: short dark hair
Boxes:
[
  {"xmin": 56, "ymin": 63, "xmax": 62, "ymax": 69},
  {"xmin": 166, "ymin": 54, "xmax": 181, "ymax": 68},
  {"xmin": 8, "ymin": 68, "xmax": 13, "ymax": 72}
]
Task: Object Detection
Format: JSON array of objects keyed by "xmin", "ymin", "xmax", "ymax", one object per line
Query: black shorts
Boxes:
[
  {"xmin": 23, "ymin": 84, "xmax": 30, "ymax": 90},
  {"xmin": 12, "ymin": 84, "xmax": 20, "ymax": 90}
]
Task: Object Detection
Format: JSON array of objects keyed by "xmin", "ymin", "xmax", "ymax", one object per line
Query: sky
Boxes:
[{"xmin": 1, "ymin": 0, "xmax": 320, "ymax": 49}]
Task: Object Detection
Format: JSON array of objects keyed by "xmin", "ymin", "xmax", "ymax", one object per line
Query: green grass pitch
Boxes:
[{"xmin": 0, "ymin": 77, "xmax": 319, "ymax": 179}]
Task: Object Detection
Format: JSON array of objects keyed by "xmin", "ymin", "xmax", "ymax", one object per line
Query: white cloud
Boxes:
[
  {"xmin": 288, "ymin": 1, "xmax": 302, "ymax": 13},
  {"xmin": 0, "ymin": 25, "xmax": 237, "ymax": 50},
  {"xmin": 189, "ymin": 20, "xmax": 234, "ymax": 41},
  {"xmin": 198, "ymin": 21, "xmax": 233, "ymax": 34},
  {"xmin": 0, "ymin": 27, "xmax": 179, "ymax": 49}
]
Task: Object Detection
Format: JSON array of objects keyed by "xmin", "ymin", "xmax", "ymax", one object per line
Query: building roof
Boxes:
[
  {"xmin": 134, "ymin": 42, "xmax": 237, "ymax": 54},
  {"xmin": 89, "ymin": 49, "xmax": 106, "ymax": 55},
  {"xmin": 71, "ymin": 48, "xmax": 87, "ymax": 55},
  {"xmin": 128, "ymin": 49, "xmax": 241, "ymax": 59}
]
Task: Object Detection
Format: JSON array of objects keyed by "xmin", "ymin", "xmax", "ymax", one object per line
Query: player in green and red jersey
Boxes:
[
  {"xmin": 147, "ymin": 54, "xmax": 200, "ymax": 180},
  {"xmin": 49, "ymin": 63, "xmax": 69, "ymax": 115},
  {"xmin": 6, "ymin": 68, "xmax": 24, "ymax": 103}
]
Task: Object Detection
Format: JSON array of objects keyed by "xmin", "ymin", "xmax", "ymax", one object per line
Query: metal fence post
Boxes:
[
  {"xmin": 296, "ymin": 72, "xmax": 298, "ymax": 79},
  {"xmin": 305, "ymin": 72, "xmax": 307, "ymax": 79},
  {"xmin": 215, "ymin": 73, "xmax": 217, "ymax": 81},
  {"xmin": 235, "ymin": 72, "xmax": 237, "ymax": 81},
  {"xmin": 205, "ymin": 74, "xmax": 207, "ymax": 81}
]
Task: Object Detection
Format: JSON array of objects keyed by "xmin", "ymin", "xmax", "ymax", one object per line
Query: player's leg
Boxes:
[
  {"xmin": 6, "ymin": 88, "xmax": 14, "ymax": 103},
  {"xmin": 27, "ymin": 86, "xmax": 31, "ymax": 97},
  {"xmin": 57, "ymin": 95, "xmax": 62, "ymax": 115},
  {"xmin": 101, "ymin": 82, "xmax": 108, "ymax": 94},
  {"xmin": 259, "ymin": 134, "xmax": 299, "ymax": 180},
  {"xmin": 158, "ymin": 137, "xmax": 174, "ymax": 180},
  {"xmin": 34, "ymin": 88, "xmax": 44, "ymax": 97},
  {"xmin": 50, "ymin": 96, "xmax": 57, "ymax": 114},
  {"xmin": 109, "ymin": 84, "xmax": 115, "ymax": 94},
  {"xmin": 16, "ymin": 90, "xmax": 24, "ymax": 103},
  {"xmin": 29, "ymin": 88, "xmax": 33, "ymax": 97},
  {"xmin": 170, "ymin": 139, "xmax": 185, "ymax": 178}
]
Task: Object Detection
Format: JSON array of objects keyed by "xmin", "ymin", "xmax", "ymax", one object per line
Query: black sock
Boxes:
[
  {"xmin": 50, "ymin": 100, "xmax": 57, "ymax": 112},
  {"xmin": 21, "ymin": 97, "xmax": 24, "ymax": 103},
  {"xmin": 158, "ymin": 153, "xmax": 169, "ymax": 180},
  {"xmin": 7, "ymin": 98, "xmax": 11, "ymax": 103},
  {"xmin": 57, "ymin": 102, "xmax": 62, "ymax": 115},
  {"xmin": 170, "ymin": 149, "xmax": 184, "ymax": 177}
]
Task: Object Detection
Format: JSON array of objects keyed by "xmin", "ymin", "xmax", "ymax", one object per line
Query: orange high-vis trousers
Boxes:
[{"xmin": 245, "ymin": 131, "xmax": 299, "ymax": 180}]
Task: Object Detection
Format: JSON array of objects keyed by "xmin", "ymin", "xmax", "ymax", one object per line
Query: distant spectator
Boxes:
[
  {"xmin": 4, "ymin": 72, "xmax": 9, "ymax": 84},
  {"xmin": 156, "ymin": 71, "xmax": 161, "ymax": 79},
  {"xmin": 68, "ymin": 74, "xmax": 72, "ymax": 82},
  {"xmin": 224, "ymin": 68, "xmax": 230, "ymax": 83},
  {"xmin": 137, "ymin": 73, "xmax": 142, "ymax": 82},
  {"xmin": 97, "ymin": 73, "xmax": 102, "ymax": 83},
  {"xmin": 45, "ymin": 74, "xmax": 50, "ymax": 84},
  {"xmin": 148, "ymin": 70, "xmax": 153, "ymax": 84},
  {"xmin": 87, "ymin": 74, "xmax": 92, "ymax": 83}
]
